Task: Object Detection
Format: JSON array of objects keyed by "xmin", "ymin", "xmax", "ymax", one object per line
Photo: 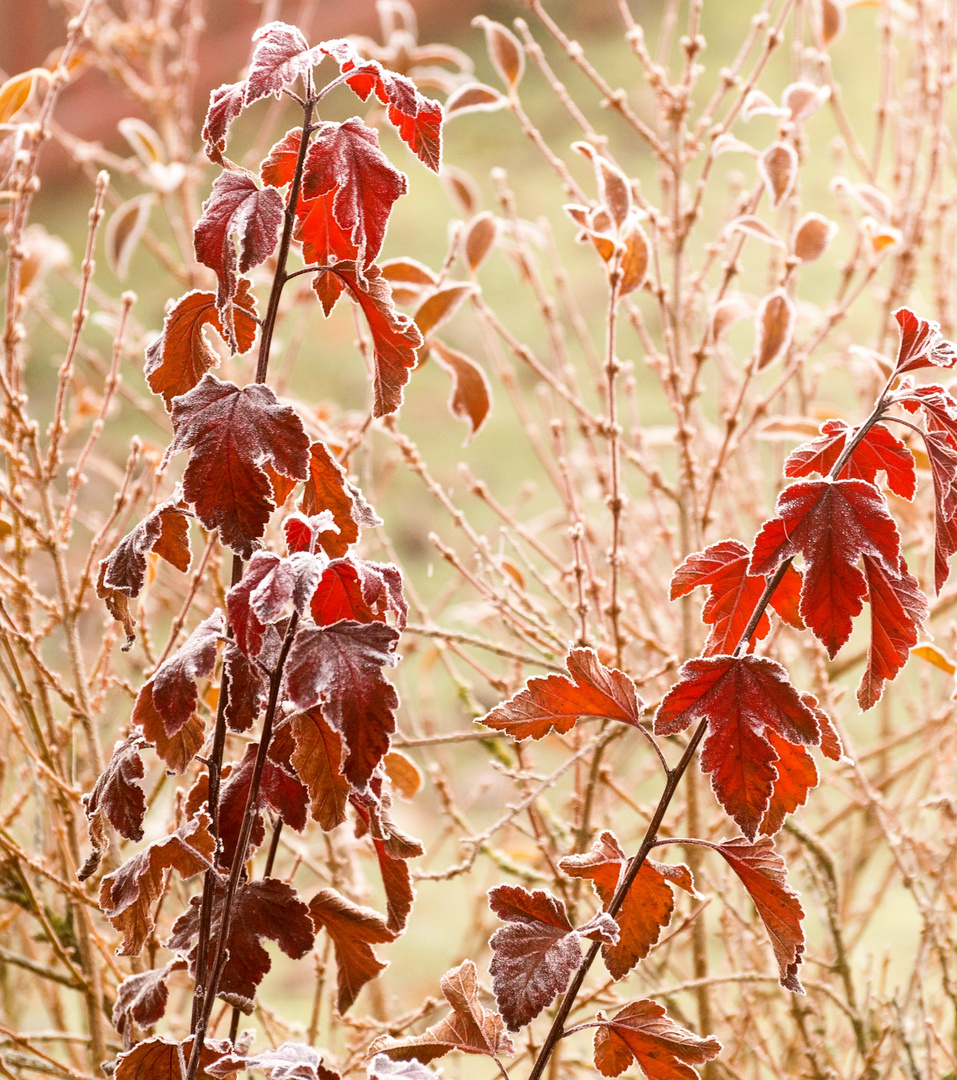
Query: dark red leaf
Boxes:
[
  {"xmin": 301, "ymin": 119, "xmax": 407, "ymax": 271},
  {"xmin": 488, "ymin": 884, "xmax": 618, "ymax": 1030},
  {"xmin": 96, "ymin": 503, "xmax": 192, "ymax": 647},
  {"xmin": 169, "ymin": 877, "xmax": 314, "ymax": 1012},
  {"xmin": 245, "ymin": 22, "xmax": 320, "ymax": 107},
  {"xmin": 223, "ymin": 642, "xmax": 266, "ymax": 733},
  {"xmin": 368, "ymin": 960, "xmax": 515, "ymax": 1062},
  {"xmin": 670, "ymin": 539, "xmax": 803, "ymax": 655},
  {"xmin": 479, "ymin": 647, "xmax": 644, "ymax": 741},
  {"xmin": 760, "ymin": 731, "xmax": 817, "ymax": 836},
  {"xmin": 911, "ymin": 420, "xmax": 957, "ymax": 590},
  {"xmin": 145, "ymin": 280, "xmax": 258, "ymax": 407},
  {"xmin": 283, "ymin": 620, "xmax": 400, "ymax": 788},
  {"xmin": 316, "ymin": 262, "xmax": 423, "ymax": 416},
  {"xmin": 193, "ymin": 173, "xmax": 283, "ymax": 348},
  {"xmin": 373, "ymin": 835, "xmax": 416, "ymax": 934},
  {"xmin": 260, "ymin": 127, "xmax": 302, "ymax": 188},
  {"xmin": 784, "ymin": 419, "xmax": 916, "ymax": 500},
  {"xmin": 892, "ymin": 306, "xmax": 957, "ymax": 374},
  {"xmin": 290, "ymin": 708, "xmax": 351, "ymax": 830},
  {"xmin": 712, "ymin": 836, "xmax": 806, "ymax": 992},
  {"xmin": 592, "ymin": 1000, "xmax": 721, "ymax": 1079},
  {"xmin": 296, "ymin": 193, "xmax": 358, "ymax": 315},
  {"xmin": 300, "ymin": 441, "xmax": 381, "ymax": 557},
  {"xmin": 133, "ymin": 611, "xmax": 223, "ymax": 738},
  {"xmin": 806, "ymin": 693, "xmax": 844, "ymax": 761},
  {"xmin": 857, "ymin": 554, "xmax": 927, "ymax": 709},
  {"xmin": 136, "ymin": 692, "xmax": 205, "ymax": 774},
  {"xmin": 308, "ymin": 888, "xmax": 395, "ymax": 1013},
  {"xmin": 202, "ymin": 81, "xmax": 246, "ymax": 164},
  {"xmin": 559, "ymin": 832, "xmax": 697, "ymax": 980},
  {"xmin": 749, "ymin": 478, "xmax": 901, "ymax": 656},
  {"xmin": 655, "ymin": 655, "xmax": 820, "ymax": 840},
  {"xmin": 112, "ymin": 965, "xmax": 173, "ymax": 1040},
  {"xmin": 114, "ymin": 1036, "xmax": 236, "ymax": 1080},
  {"xmin": 99, "ymin": 811, "xmax": 214, "ymax": 955},
  {"xmin": 83, "ymin": 733, "xmax": 146, "ymax": 865},
  {"xmin": 166, "ymin": 375, "xmax": 310, "ymax": 559}
]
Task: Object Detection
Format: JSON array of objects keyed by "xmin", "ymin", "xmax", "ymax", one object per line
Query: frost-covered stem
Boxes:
[
  {"xmin": 254, "ymin": 96, "xmax": 315, "ymax": 384},
  {"xmin": 186, "ymin": 613, "xmax": 300, "ymax": 1080},
  {"xmin": 605, "ymin": 266, "xmax": 625, "ymax": 666}
]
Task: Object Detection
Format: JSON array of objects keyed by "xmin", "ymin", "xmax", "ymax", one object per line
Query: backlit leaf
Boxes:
[
  {"xmin": 368, "ymin": 959, "xmax": 515, "ymax": 1062},
  {"xmin": 892, "ymin": 307, "xmax": 957, "ymax": 375},
  {"xmin": 100, "ymin": 811, "xmax": 214, "ymax": 955},
  {"xmin": 760, "ymin": 731, "xmax": 817, "ymax": 836},
  {"xmin": 593, "ymin": 1000, "xmax": 721, "ymax": 1079},
  {"xmin": 291, "ymin": 709, "xmax": 350, "ymax": 829},
  {"xmin": 166, "ymin": 375, "xmax": 310, "ymax": 559},
  {"xmin": 300, "ymin": 441, "xmax": 381, "ymax": 556},
  {"xmin": 749, "ymin": 478, "xmax": 902, "ymax": 656},
  {"xmin": 758, "ymin": 142, "xmax": 797, "ymax": 207},
  {"xmin": 145, "ymin": 280, "xmax": 258, "ymax": 407},
  {"xmin": 479, "ymin": 647, "xmax": 644, "ymax": 740},
  {"xmin": 431, "ymin": 339, "xmax": 491, "ymax": 441},
  {"xmin": 655, "ymin": 655, "xmax": 820, "ymax": 839},
  {"xmin": 245, "ymin": 22, "xmax": 320, "ymax": 106},
  {"xmin": 784, "ymin": 419, "xmax": 916, "ymax": 500},
  {"xmin": 754, "ymin": 289, "xmax": 794, "ymax": 370},
  {"xmin": 309, "ymin": 888, "xmax": 395, "ymax": 1013}
]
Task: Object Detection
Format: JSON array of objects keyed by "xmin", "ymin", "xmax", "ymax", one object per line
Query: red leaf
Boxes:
[
  {"xmin": 373, "ymin": 835, "xmax": 416, "ymax": 934},
  {"xmin": 712, "ymin": 836, "xmax": 806, "ymax": 992},
  {"xmin": 112, "ymin": 965, "xmax": 173, "ymax": 1041},
  {"xmin": 760, "ymin": 731, "xmax": 817, "ymax": 836},
  {"xmin": 202, "ymin": 81, "xmax": 246, "ymax": 164},
  {"xmin": 749, "ymin": 478, "xmax": 901, "ymax": 656},
  {"xmin": 132, "ymin": 611, "xmax": 223, "ymax": 738},
  {"xmin": 301, "ymin": 119, "xmax": 407, "ymax": 271},
  {"xmin": 560, "ymin": 831, "xmax": 697, "ymax": 979},
  {"xmin": 308, "ymin": 888, "xmax": 395, "ymax": 1013},
  {"xmin": 909, "ymin": 419, "xmax": 957, "ymax": 589},
  {"xmin": 655, "ymin": 655, "xmax": 820, "ymax": 840},
  {"xmin": 368, "ymin": 959, "xmax": 515, "ymax": 1062},
  {"xmin": 290, "ymin": 708, "xmax": 351, "ymax": 830},
  {"xmin": 488, "ymin": 884, "xmax": 618, "ymax": 1030},
  {"xmin": 300, "ymin": 441, "xmax": 381, "ymax": 556},
  {"xmin": 114, "ymin": 1036, "xmax": 236, "ymax": 1080},
  {"xmin": 223, "ymin": 642, "xmax": 266, "ymax": 732},
  {"xmin": 261, "ymin": 127, "xmax": 302, "ymax": 187},
  {"xmin": 193, "ymin": 173, "xmax": 284, "ymax": 348},
  {"xmin": 226, "ymin": 552, "xmax": 279, "ymax": 657},
  {"xmin": 857, "ymin": 554, "xmax": 927, "ymax": 709},
  {"xmin": 217, "ymin": 742, "xmax": 309, "ymax": 869},
  {"xmin": 99, "ymin": 811, "xmax": 214, "ymax": 955},
  {"xmin": 309, "ymin": 558, "xmax": 406, "ymax": 628},
  {"xmin": 84, "ymin": 732, "xmax": 146, "ymax": 844},
  {"xmin": 316, "ymin": 262, "xmax": 423, "ymax": 417},
  {"xmin": 169, "ymin": 877, "xmax": 315, "ymax": 1011},
  {"xmin": 136, "ymin": 693, "xmax": 205, "ymax": 774},
  {"xmin": 670, "ymin": 539, "xmax": 803, "ymax": 655},
  {"xmin": 245, "ymin": 22, "xmax": 320, "ymax": 107},
  {"xmin": 167, "ymin": 375, "xmax": 310, "ymax": 559},
  {"xmin": 479, "ymin": 647, "xmax": 644, "ymax": 741},
  {"xmin": 892, "ymin": 306, "xmax": 957, "ymax": 374},
  {"xmin": 96, "ymin": 503, "xmax": 192, "ymax": 647},
  {"xmin": 283, "ymin": 620, "xmax": 400, "ymax": 788},
  {"xmin": 296, "ymin": 193, "xmax": 358, "ymax": 315},
  {"xmin": 592, "ymin": 1000, "xmax": 721, "ymax": 1079},
  {"xmin": 320, "ymin": 40, "xmax": 443, "ymax": 172},
  {"xmin": 145, "ymin": 280, "xmax": 258, "ymax": 407},
  {"xmin": 784, "ymin": 419, "xmax": 916, "ymax": 500}
]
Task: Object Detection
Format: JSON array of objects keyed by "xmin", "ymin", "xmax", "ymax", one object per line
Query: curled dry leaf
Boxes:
[
  {"xmin": 758, "ymin": 142, "xmax": 798, "ymax": 208},
  {"xmin": 463, "ymin": 211, "xmax": 498, "ymax": 272},
  {"xmin": 112, "ymin": 965, "xmax": 174, "ymax": 1041},
  {"xmin": 782, "ymin": 81, "xmax": 829, "ymax": 122},
  {"xmin": 106, "ymin": 194, "xmax": 153, "ymax": 280},
  {"xmin": 80, "ymin": 733, "xmax": 147, "ymax": 880},
  {"xmin": 368, "ymin": 959, "xmax": 515, "ymax": 1063},
  {"xmin": 472, "ymin": 16, "xmax": 525, "ymax": 90},
  {"xmin": 820, "ymin": 0, "xmax": 846, "ymax": 44},
  {"xmin": 414, "ymin": 282, "xmax": 476, "ymax": 339},
  {"xmin": 792, "ymin": 212, "xmax": 837, "ymax": 261},
  {"xmin": 444, "ymin": 83, "xmax": 507, "ymax": 117},
  {"xmin": 618, "ymin": 218, "xmax": 650, "ymax": 295},
  {"xmin": 741, "ymin": 89, "xmax": 785, "ymax": 121},
  {"xmin": 383, "ymin": 750, "xmax": 422, "ymax": 799},
  {"xmin": 367, "ymin": 1056, "xmax": 439, "ymax": 1080},
  {"xmin": 208, "ymin": 1043, "xmax": 340, "ymax": 1080},
  {"xmin": 479, "ymin": 646, "xmax": 644, "ymax": 740},
  {"xmin": 442, "ymin": 165, "xmax": 481, "ymax": 217},
  {"xmin": 431, "ymin": 338, "xmax": 492, "ymax": 441},
  {"xmin": 710, "ymin": 294, "xmax": 752, "ymax": 341},
  {"xmin": 593, "ymin": 1000, "xmax": 721, "ymax": 1079},
  {"xmin": 726, "ymin": 214, "xmax": 785, "ymax": 249},
  {"xmin": 754, "ymin": 289, "xmax": 794, "ymax": 371},
  {"xmin": 380, "ymin": 256, "xmax": 437, "ymax": 305}
]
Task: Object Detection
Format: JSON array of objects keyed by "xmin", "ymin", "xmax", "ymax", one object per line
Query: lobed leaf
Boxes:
[
  {"xmin": 114, "ymin": 1036, "xmax": 236, "ymax": 1080},
  {"xmin": 81, "ymin": 733, "xmax": 146, "ymax": 879},
  {"xmin": 290, "ymin": 708, "xmax": 351, "ymax": 830},
  {"xmin": 300, "ymin": 441, "xmax": 381, "ymax": 557},
  {"xmin": 112, "ymin": 965, "xmax": 174, "ymax": 1040},
  {"xmin": 592, "ymin": 1000, "xmax": 721, "ymax": 1079},
  {"xmin": 784, "ymin": 419, "xmax": 916, "ymax": 500},
  {"xmin": 892, "ymin": 306, "xmax": 957, "ymax": 375}
]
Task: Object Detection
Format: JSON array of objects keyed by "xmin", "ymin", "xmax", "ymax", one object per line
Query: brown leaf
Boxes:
[
  {"xmin": 463, "ymin": 212, "xmax": 499, "ymax": 271},
  {"xmin": 114, "ymin": 1036, "xmax": 237, "ymax": 1080},
  {"xmin": 473, "ymin": 17, "xmax": 525, "ymax": 90},
  {"xmin": 758, "ymin": 142, "xmax": 798, "ymax": 208},
  {"xmin": 309, "ymin": 888, "xmax": 395, "ymax": 1013},
  {"xmin": 754, "ymin": 290, "xmax": 794, "ymax": 370},
  {"xmin": 369, "ymin": 959, "xmax": 515, "ymax": 1063},
  {"xmin": 136, "ymin": 692, "xmax": 205, "ymax": 774},
  {"xmin": 593, "ymin": 1000, "xmax": 721, "ymax": 1079},
  {"xmin": 431, "ymin": 339, "xmax": 492, "ymax": 441},
  {"xmin": 290, "ymin": 708, "xmax": 351, "ymax": 830},
  {"xmin": 80, "ymin": 733, "xmax": 146, "ymax": 880},
  {"xmin": 300, "ymin": 441, "xmax": 381, "ymax": 557},
  {"xmin": 792, "ymin": 212, "xmax": 837, "ymax": 261},
  {"xmin": 384, "ymin": 750, "xmax": 422, "ymax": 800},
  {"xmin": 112, "ymin": 964, "xmax": 174, "ymax": 1040},
  {"xmin": 479, "ymin": 647, "xmax": 644, "ymax": 741},
  {"xmin": 208, "ymin": 1044, "xmax": 339, "ymax": 1080},
  {"xmin": 444, "ymin": 83, "xmax": 507, "ymax": 119},
  {"xmin": 106, "ymin": 195, "xmax": 153, "ymax": 281},
  {"xmin": 414, "ymin": 283, "xmax": 476, "ymax": 339},
  {"xmin": 99, "ymin": 811, "xmax": 214, "ymax": 955}
]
